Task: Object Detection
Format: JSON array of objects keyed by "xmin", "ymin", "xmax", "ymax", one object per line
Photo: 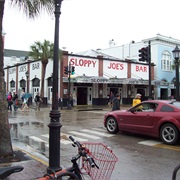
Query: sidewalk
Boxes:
[{"xmin": 2, "ymin": 141, "xmax": 48, "ymax": 180}]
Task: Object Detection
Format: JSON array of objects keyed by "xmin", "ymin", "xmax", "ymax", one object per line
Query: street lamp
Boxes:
[
  {"xmin": 172, "ymin": 45, "xmax": 180, "ymax": 101},
  {"xmin": 47, "ymin": 0, "xmax": 62, "ymax": 173},
  {"xmin": 25, "ymin": 70, "xmax": 29, "ymax": 93}
]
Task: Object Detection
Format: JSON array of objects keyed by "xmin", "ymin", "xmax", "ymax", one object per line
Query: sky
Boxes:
[{"xmin": 3, "ymin": 0, "xmax": 180, "ymax": 53}]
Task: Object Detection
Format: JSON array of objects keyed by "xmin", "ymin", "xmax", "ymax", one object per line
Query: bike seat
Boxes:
[{"xmin": 0, "ymin": 166, "xmax": 24, "ymax": 179}]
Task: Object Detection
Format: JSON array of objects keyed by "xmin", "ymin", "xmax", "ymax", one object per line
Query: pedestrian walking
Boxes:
[
  {"xmin": 21, "ymin": 92, "xmax": 29, "ymax": 112},
  {"xmin": 34, "ymin": 93, "xmax": 42, "ymax": 111},
  {"xmin": 7, "ymin": 92, "xmax": 13, "ymax": 111},
  {"xmin": 109, "ymin": 91, "xmax": 114, "ymax": 108},
  {"xmin": 112, "ymin": 94, "xmax": 121, "ymax": 111},
  {"xmin": 12, "ymin": 91, "xmax": 18, "ymax": 111},
  {"xmin": 22, "ymin": 98, "xmax": 29, "ymax": 111}
]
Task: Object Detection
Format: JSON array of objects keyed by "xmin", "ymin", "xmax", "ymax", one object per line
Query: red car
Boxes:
[{"xmin": 104, "ymin": 100, "xmax": 180, "ymax": 145}]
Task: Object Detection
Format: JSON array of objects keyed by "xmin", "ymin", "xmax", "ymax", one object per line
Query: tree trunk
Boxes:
[
  {"xmin": 0, "ymin": 1, "xmax": 13, "ymax": 157},
  {"xmin": 40, "ymin": 59, "xmax": 48, "ymax": 98}
]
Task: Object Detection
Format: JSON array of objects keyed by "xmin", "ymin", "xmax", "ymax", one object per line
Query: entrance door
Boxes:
[
  {"xmin": 161, "ymin": 88, "xmax": 168, "ymax": 99},
  {"xmin": 87, "ymin": 87, "xmax": 92, "ymax": 105},
  {"xmin": 48, "ymin": 87, "xmax": 52, "ymax": 101},
  {"xmin": 137, "ymin": 88, "xmax": 145, "ymax": 101},
  {"xmin": 33, "ymin": 88, "xmax": 39, "ymax": 99},
  {"xmin": 110, "ymin": 88, "xmax": 118, "ymax": 97},
  {"xmin": 77, "ymin": 87, "xmax": 87, "ymax": 105}
]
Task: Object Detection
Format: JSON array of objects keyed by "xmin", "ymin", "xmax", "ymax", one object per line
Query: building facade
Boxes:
[
  {"xmin": 97, "ymin": 34, "xmax": 179, "ymax": 100},
  {"xmin": 4, "ymin": 50, "xmax": 154, "ymax": 106}
]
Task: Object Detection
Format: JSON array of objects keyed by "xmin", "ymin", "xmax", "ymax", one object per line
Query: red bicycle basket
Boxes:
[{"xmin": 80, "ymin": 142, "xmax": 118, "ymax": 180}]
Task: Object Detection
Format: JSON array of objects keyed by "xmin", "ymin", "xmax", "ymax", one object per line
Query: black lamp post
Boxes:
[
  {"xmin": 25, "ymin": 71, "xmax": 29, "ymax": 93},
  {"xmin": 47, "ymin": 0, "xmax": 62, "ymax": 173},
  {"xmin": 172, "ymin": 45, "xmax": 180, "ymax": 101}
]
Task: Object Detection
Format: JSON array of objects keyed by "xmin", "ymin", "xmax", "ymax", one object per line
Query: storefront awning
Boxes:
[{"xmin": 63, "ymin": 76, "xmax": 149, "ymax": 85}]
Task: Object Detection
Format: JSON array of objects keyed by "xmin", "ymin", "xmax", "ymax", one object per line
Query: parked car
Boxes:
[{"xmin": 104, "ymin": 100, "xmax": 180, "ymax": 145}]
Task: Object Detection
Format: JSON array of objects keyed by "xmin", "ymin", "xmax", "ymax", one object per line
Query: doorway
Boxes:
[
  {"xmin": 110, "ymin": 88, "xmax": 118, "ymax": 97},
  {"xmin": 77, "ymin": 87, "xmax": 87, "ymax": 105},
  {"xmin": 161, "ymin": 88, "xmax": 168, "ymax": 100},
  {"xmin": 137, "ymin": 88, "xmax": 145, "ymax": 101}
]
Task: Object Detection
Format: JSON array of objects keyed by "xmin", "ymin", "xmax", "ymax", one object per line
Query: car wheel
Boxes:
[
  {"xmin": 106, "ymin": 117, "xmax": 119, "ymax": 134},
  {"xmin": 160, "ymin": 124, "xmax": 179, "ymax": 145}
]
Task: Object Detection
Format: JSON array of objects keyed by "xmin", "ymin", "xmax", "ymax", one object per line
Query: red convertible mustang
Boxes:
[{"xmin": 104, "ymin": 100, "xmax": 180, "ymax": 145}]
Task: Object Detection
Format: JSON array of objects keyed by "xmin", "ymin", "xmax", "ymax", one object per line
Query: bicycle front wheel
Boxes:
[{"xmin": 57, "ymin": 171, "xmax": 81, "ymax": 180}]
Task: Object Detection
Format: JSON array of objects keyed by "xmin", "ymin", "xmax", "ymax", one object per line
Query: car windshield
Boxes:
[{"xmin": 170, "ymin": 101, "xmax": 180, "ymax": 108}]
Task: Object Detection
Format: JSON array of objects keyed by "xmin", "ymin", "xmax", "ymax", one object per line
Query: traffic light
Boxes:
[
  {"xmin": 71, "ymin": 66, "xmax": 75, "ymax": 75},
  {"xmin": 64, "ymin": 66, "xmax": 68, "ymax": 75},
  {"xmin": 138, "ymin": 46, "xmax": 149, "ymax": 62}
]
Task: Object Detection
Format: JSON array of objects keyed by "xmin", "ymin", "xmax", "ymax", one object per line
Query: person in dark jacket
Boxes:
[
  {"xmin": 112, "ymin": 94, "xmax": 121, "ymax": 111},
  {"xmin": 12, "ymin": 91, "xmax": 18, "ymax": 111},
  {"xmin": 34, "ymin": 93, "xmax": 41, "ymax": 111}
]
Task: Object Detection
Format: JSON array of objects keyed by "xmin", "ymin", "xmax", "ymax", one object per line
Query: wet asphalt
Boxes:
[{"xmin": 7, "ymin": 104, "xmax": 180, "ymax": 180}]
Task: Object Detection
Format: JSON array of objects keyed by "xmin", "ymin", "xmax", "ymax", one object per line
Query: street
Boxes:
[{"xmin": 9, "ymin": 106, "xmax": 180, "ymax": 180}]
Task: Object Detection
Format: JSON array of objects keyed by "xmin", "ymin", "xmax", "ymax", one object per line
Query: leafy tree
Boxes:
[
  {"xmin": 29, "ymin": 40, "xmax": 54, "ymax": 98},
  {"xmin": 0, "ymin": 0, "xmax": 54, "ymax": 157},
  {"xmin": 29, "ymin": 40, "xmax": 62, "ymax": 98}
]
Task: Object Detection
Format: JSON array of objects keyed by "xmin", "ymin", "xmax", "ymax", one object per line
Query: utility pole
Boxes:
[
  {"xmin": 148, "ymin": 41, "xmax": 152, "ymax": 99},
  {"xmin": 67, "ymin": 62, "xmax": 71, "ymax": 110}
]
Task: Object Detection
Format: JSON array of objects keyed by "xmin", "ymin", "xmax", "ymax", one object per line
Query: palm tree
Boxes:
[
  {"xmin": 29, "ymin": 40, "xmax": 54, "ymax": 98},
  {"xmin": 0, "ymin": 0, "xmax": 54, "ymax": 157}
]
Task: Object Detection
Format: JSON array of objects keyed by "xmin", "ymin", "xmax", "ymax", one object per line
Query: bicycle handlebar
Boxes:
[
  {"xmin": 69, "ymin": 136, "xmax": 82, "ymax": 148},
  {"xmin": 86, "ymin": 155, "xmax": 95, "ymax": 168},
  {"xmin": 69, "ymin": 136, "xmax": 97, "ymax": 168}
]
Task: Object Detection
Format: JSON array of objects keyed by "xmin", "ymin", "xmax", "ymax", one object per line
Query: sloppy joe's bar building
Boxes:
[
  {"xmin": 4, "ymin": 51, "xmax": 154, "ymax": 106},
  {"xmin": 61, "ymin": 52, "xmax": 154, "ymax": 105}
]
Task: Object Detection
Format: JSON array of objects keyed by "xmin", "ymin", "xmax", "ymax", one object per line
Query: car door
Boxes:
[{"xmin": 123, "ymin": 103, "xmax": 156, "ymax": 133}]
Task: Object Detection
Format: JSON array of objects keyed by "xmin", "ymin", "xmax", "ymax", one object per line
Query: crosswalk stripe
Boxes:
[
  {"xmin": 61, "ymin": 133, "xmax": 88, "ymax": 142},
  {"xmin": 138, "ymin": 140, "xmax": 162, "ymax": 146},
  {"xmin": 29, "ymin": 136, "xmax": 47, "ymax": 143},
  {"xmin": 92, "ymin": 127, "xmax": 107, "ymax": 132},
  {"xmin": 81, "ymin": 129, "xmax": 114, "ymax": 137},
  {"xmin": 41, "ymin": 134, "xmax": 71, "ymax": 144},
  {"xmin": 41, "ymin": 133, "xmax": 88, "ymax": 144},
  {"xmin": 68, "ymin": 131, "xmax": 100, "ymax": 139},
  {"xmin": 41, "ymin": 134, "xmax": 49, "ymax": 138}
]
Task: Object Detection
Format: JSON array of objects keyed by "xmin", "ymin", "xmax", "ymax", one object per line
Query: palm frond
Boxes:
[{"xmin": 9, "ymin": 0, "xmax": 55, "ymax": 18}]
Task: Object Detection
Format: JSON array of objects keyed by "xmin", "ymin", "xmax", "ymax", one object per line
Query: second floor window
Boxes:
[{"xmin": 161, "ymin": 51, "xmax": 172, "ymax": 71}]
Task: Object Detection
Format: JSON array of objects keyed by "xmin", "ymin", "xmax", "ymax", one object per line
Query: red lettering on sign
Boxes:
[
  {"xmin": 107, "ymin": 62, "xmax": 124, "ymax": 70},
  {"xmin": 136, "ymin": 65, "xmax": 147, "ymax": 72},
  {"xmin": 70, "ymin": 58, "xmax": 97, "ymax": 67}
]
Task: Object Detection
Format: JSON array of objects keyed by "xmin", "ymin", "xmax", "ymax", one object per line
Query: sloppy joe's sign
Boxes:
[
  {"xmin": 103, "ymin": 60, "xmax": 128, "ymax": 78},
  {"xmin": 69, "ymin": 57, "xmax": 97, "ymax": 67},
  {"xmin": 131, "ymin": 64, "xmax": 148, "ymax": 79},
  {"xmin": 68, "ymin": 56, "xmax": 99, "ymax": 76}
]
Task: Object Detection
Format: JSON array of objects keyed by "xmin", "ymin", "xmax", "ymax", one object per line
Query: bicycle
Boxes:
[
  {"xmin": 39, "ymin": 136, "xmax": 118, "ymax": 180},
  {"xmin": 0, "ymin": 166, "xmax": 23, "ymax": 179},
  {"xmin": 172, "ymin": 163, "xmax": 180, "ymax": 180}
]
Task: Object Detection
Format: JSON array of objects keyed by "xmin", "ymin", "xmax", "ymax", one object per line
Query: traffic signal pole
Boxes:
[
  {"xmin": 148, "ymin": 41, "xmax": 152, "ymax": 99},
  {"xmin": 67, "ymin": 62, "xmax": 71, "ymax": 110},
  {"xmin": 138, "ymin": 41, "xmax": 152, "ymax": 99}
]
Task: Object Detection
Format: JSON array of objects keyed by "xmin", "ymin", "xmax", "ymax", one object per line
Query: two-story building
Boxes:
[
  {"xmin": 4, "ymin": 49, "xmax": 154, "ymax": 106},
  {"xmin": 94, "ymin": 34, "xmax": 179, "ymax": 100}
]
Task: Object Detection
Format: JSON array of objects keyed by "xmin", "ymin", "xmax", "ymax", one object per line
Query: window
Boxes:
[
  {"xmin": 161, "ymin": 51, "xmax": 172, "ymax": 71},
  {"xmin": 133, "ymin": 103, "xmax": 157, "ymax": 112},
  {"xmin": 20, "ymin": 79, "xmax": 26, "ymax": 88},
  {"xmin": 160, "ymin": 105, "xmax": 174, "ymax": 112},
  {"xmin": 32, "ymin": 78, "xmax": 40, "ymax": 87},
  {"xmin": 10, "ymin": 80, "xmax": 15, "ymax": 88}
]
